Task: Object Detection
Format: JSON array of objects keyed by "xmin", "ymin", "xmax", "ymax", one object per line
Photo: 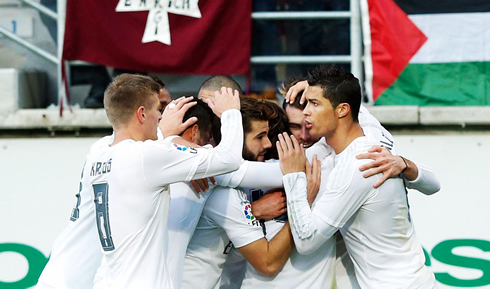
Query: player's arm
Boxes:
[
  {"xmin": 145, "ymin": 88, "xmax": 243, "ymax": 186},
  {"xmin": 206, "ymin": 187, "xmax": 293, "ymax": 277},
  {"xmin": 237, "ymin": 223, "xmax": 294, "ymax": 277},
  {"xmin": 356, "ymin": 145, "xmax": 441, "ymax": 194},
  {"xmin": 214, "ymin": 161, "xmax": 284, "ymax": 189},
  {"xmin": 278, "ymin": 133, "xmax": 372, "ymax": 255}
]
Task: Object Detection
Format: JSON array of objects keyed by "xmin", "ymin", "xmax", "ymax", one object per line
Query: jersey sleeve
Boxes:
[
  {"xmin": 204, "ymin": 187, "xmax": 265, "ymax": 248},
  {"xmin": 283, "ymin": 158, "xmax": 377, "ymax": 255},
  {"xmin": 403, "ymin": 161, "xmax": 441, "ymax": 195},
  {"xmin": 215, "ymin": 160, "xmax": 284, "ymax": 189},
  {"xmin": 143, "ymin": 109, "xmax": 243, "ymax": 187}
]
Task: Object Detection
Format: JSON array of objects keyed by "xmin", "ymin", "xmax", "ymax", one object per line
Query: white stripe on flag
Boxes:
[
  {"xmin": 360, "ymin": 0, "xmax": 374, "ymax": 103},
  {"xmin": 409, "ymin": 12, "xmax": 490, "ymax": 64}
]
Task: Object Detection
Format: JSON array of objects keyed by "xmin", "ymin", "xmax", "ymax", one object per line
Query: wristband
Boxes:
[{"xmin": 400, "ymin": 156, "xmax": 409, "ymax": 173}]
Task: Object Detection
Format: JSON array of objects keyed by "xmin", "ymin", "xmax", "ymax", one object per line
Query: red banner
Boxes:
[{"xmin": 63, "ymin": 0, "xmax": 252, "ymax": 75}]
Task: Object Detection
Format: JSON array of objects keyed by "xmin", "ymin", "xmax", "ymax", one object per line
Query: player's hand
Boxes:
[
  {"xmin": 306, "ymin": 154, "xmax": 321, "ymax": 207},
  {"xmin": 285, "ymin": 80, "xmax": 308, "ymax": 105},
  {"xmin": 204, "ymin": 87, "xmax": 240, "ymax": 118},
  {"xmin": 159, "ymin": 96, "xmax": 197, "ymax": 137},
  {"xmin": 190, "ymin": 177, "xmax": 217, "ymax": 194},
  {"xmin": 251, "ymin": 189, "xmax": 287, "ymax": 220},
  {"xmin": 277, "ymin": 133, "xmax": 306, "ymax": 174},
  {"xmin": 356, "ymin": 145, "xmax": 406, "ymax": 188}
]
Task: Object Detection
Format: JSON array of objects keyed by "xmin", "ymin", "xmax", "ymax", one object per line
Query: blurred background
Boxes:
[{"xmin": 0, "ymin": 0, "xmax": 489, "ymax": 288}]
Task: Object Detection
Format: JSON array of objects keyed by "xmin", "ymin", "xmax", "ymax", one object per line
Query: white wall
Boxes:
[{"xmin": 0, "ymin": 134, "xmax": 489, "ymax": 288}]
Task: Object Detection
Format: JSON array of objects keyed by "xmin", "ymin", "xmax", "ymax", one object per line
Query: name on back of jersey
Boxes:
[{"xmin": 90, "ymin": 158, "xmax": 112, "ymax": 176}]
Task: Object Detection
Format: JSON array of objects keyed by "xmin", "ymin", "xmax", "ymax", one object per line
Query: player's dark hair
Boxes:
[
  {"xmin": 199, "ymin": 75, "xmax": 243, "ymax": 96},
  {"xmin": 150, "ymin": 75, "xmax": 166, "ymax": 89},
  {"xmin": 307, "ymin": 65, "xmax": 361, "ymax": 122},
  {"xmin": 280, "ymin": 76, "xmax": 308, "ymax": 111},
  {"xmin": 182, "ymin": 96, "xmax": 219, "ymax": 144},
  {"xmin": 104, "ymin": 74, "xmax": 160, "ymax": 129},
  {"xmin": 264, "ymin": 101, "xmax": 291, "ymax": 160}
]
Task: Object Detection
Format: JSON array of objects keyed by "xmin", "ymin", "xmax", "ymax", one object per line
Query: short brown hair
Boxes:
[
  {"xmin": 240, "ymin": 97, "xmax": 274, "ymax": 135},
  {"xmin": 104, "ymin": 74, "xmax": 161, "ymax": 129}
]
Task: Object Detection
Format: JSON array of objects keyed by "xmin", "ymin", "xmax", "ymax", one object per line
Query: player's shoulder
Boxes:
[
  {"xmin": 306, "ymin": 137, "xmax": 333, "ymax": 161},
  {"xmin": 143, "ymin": 138, "xmax": 201, "ymax": 155},
  {"xmin": 89, "ymin": 134, "xmax": 113, "ymax": 153},
  {"xmin": 328, "ymin": 137, "xmax": 376, "ymax": 192}
]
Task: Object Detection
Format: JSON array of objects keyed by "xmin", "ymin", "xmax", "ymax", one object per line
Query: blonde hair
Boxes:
[{"xmin": 103, "ymin": 74, "xmax": 161, "ymax": 129}]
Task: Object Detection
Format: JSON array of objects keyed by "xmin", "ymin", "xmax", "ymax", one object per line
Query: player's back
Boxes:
[
  {"xmin": 36, "ymin": 135, "xmax": 113, "ymax": 289},
  {"xmin": 182, "ymin": 186, "xmax": 234, "ymax": 289},
  {"xmin": 167, "ymin": 182, "xmax": 214, "ymax": 289},
  {"xmin": 88, "ymin": 139, "xmax": 172, "ymax": 289},
  {"xmin": 332, "ymin": 137, "xmax": 435, "ymax": 288}
]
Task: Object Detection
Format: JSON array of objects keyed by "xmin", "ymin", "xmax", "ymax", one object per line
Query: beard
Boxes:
[{"xmin": 242, "ymin": 146, "xmax": 266, "ymax": 162}]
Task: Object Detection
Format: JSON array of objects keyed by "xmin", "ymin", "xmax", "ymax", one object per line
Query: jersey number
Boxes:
[
  {"xmin": 93, "ymin": 183, "xmax": 115, "ymax": 251},
  {"xmin": 70, "ymin": 165, "xmax": 85, "ymax": 222},
  {"xmin": 379, "ymin": 132, "xmax": 394, "ymax": 151}
]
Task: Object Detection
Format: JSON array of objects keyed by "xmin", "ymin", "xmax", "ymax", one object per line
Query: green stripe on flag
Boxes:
[{"xmin": 375, "ymin": 62, "xmax": 490, "ymax": 106}]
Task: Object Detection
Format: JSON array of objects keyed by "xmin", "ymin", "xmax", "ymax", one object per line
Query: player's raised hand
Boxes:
[
  {"xmin": 285, "ymin": 80, "xmax": 309, "ymax": 105},
  {"xmin": 277, "ymin": 132, "xmax": 306, "ymax": 174},
  {"xmin": 204, "ymin": 87, "xmax": 240, "ymax": 118},
  {"xmin": 306, "ymin": 154, "xmax": 321, "ymax": 206},
  {"xmin": 159, "ymin": 96, "xmax": 197, "ymax": 137},
  {"xmin": 356, "ymin": 145, "xmax": 406, "ymax": 188}
]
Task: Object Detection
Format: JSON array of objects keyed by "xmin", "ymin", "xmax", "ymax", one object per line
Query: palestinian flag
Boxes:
[{"xmin": 362, "ymin": 0, "xmax": 490, "ymax": 105}]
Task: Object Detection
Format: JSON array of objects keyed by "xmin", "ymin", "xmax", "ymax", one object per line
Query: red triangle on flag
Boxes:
[{"xmin": 369, "ymin": 0, "xmax": 427, "ymax": 101}]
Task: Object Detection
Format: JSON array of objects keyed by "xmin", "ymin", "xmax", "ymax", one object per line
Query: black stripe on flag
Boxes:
[{"xmin": 394, "ymin": 0, "xmax": 490, "ymax": 15}]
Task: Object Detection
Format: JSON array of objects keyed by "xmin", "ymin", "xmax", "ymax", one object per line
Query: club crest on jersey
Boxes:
[{"xmin": 173, "ymin": 143, "xmax": 197, "ymax": 154}]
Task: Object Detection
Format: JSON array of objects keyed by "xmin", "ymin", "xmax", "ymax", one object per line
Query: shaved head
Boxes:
[{"xmin": 198, "ymin": 75, "xmax": 243, "ymax": 99}]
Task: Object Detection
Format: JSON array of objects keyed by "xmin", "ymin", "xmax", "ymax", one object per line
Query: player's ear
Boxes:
[
  {"xmin": 136, "ymin": 106, "xmax": 146, "ymax": 124},
  {"xmin": 337, "ymin": 103, "xmax": 351, "ymax": 119},
  {"xmin": 192, "ymin": 124, "xmax": 199, "ymax": 141}
]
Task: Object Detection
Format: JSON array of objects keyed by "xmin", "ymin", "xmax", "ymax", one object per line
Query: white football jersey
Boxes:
[
  {"xmin": 36, "ymin": 136, "xmax": 113, "ymax": 289},
  {"xmin": 284, "ymin": 135, "xmax": 436, "ymax": 288},
  {"xmin": 92, "ymin": 109, "xmax": 242, "ymax": 289},
  {"xmin": 182, "ymin": 186, "xmax": 264, "ymax": 289},
  {"xmin": 241, "ymin": 152, "xmax": 336, "ymax": 289},
  {"xmin": 235, "ymin": 106, "xmax": 437, "ymax": 288},
  {"xmin": 41, "ymin": 109, "xmax": 242, "ymax": 289},
  {"xmin": 167, "ymin": 182, "xmax": 214, "ymax": 289}
]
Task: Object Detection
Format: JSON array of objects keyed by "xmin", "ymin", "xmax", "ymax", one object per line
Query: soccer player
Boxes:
[
  {"xmin": 41, "ymin": 74, "xmax": 244, "ymax": 289},
  {"xmin": 93, "ymin": 98, "xmax": 225, "ymax": 289},
  {"xmin": 166, "ymin": 97, "xmax": 221, "ymax": 289},
  {"xmin": 278, "ymin": 66, "xmax": 438, "ymax": 288},
  {"xmin": 182, "ymin": 97, "xmax": 296, "ymax": 289},
  {"xmin": 280, "ymin": 76, "xmax": 320, "ymax": 149},
  {"xmin": 36, "ymin": 76, "xmax": 172, "ymax": 289}
]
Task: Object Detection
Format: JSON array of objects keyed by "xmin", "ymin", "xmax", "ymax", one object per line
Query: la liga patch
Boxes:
[
  {"xmin": 173, "ymin": 143, "xmax": 197, "ymax": 154},
  {"xmin": 244, "ymin": 204, "xmax": 256, "ymax": 221}
]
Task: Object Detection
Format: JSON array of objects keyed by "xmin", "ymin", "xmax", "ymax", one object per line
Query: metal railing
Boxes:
[
  {"xmin": 0, "ymin": 0, "xmax": 363, "ymax": 107},
  {"xmin": 250, "ymin": 0, "xmax": 363, "ymax": 82},
  {"xmin": 0, "ymin": 0, "xmax": 65, "ymax": 107}
]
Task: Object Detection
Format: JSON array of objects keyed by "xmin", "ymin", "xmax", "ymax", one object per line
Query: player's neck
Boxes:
[
  {"xmin": 326, "ymin": 121, "xmax": 364, "ymax": 155},
  {"xmin": 111, "ymin": 125, "xmax": 145, "ymax": 146}
]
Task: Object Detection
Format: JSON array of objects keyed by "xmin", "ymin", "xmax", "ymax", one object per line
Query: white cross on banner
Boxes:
[{"xmin": 116, "ymin": 0, "xmax": 201, "ymax": 45}]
